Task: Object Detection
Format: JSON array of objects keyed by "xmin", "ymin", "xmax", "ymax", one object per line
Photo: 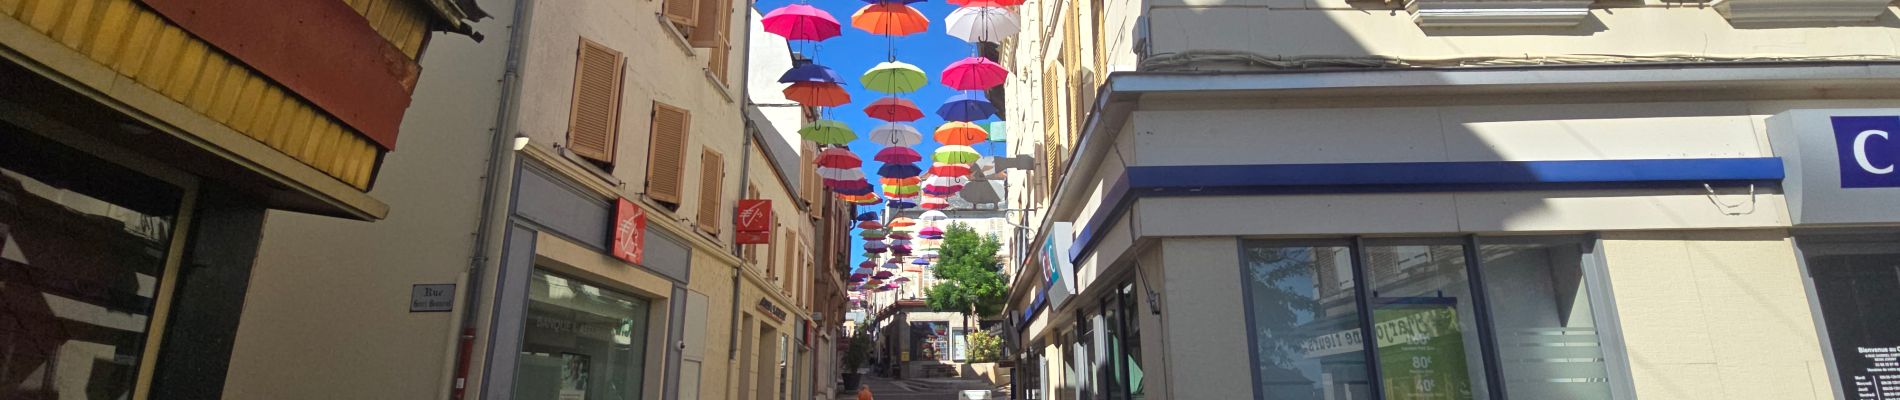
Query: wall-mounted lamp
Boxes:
[{"xmin": 511, "ymin": 135, "xmax": 530, "ymax": 151}]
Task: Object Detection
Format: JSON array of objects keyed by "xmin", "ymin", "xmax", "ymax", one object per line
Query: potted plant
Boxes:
[{"xmin": 842, "ymin": 330, "xmax": 872, "ymax": 390}]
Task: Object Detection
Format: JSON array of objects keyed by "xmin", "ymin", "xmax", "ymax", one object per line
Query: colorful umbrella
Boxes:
[
  {"xmin": 869, "ymin": 123, "xmax": 924, "ymax": 147},
  {"xmin": 884, "ymin": 185, "xmax": 921, "ymax": 197},
  {"xmin": 889, "ymin": 217, "xmax": 917, "ymax": 228},
  {"xmin": 894, "ymin": 276, "xmax": 913, "ymax": 283},
  {"xmin": 934, "ymin": 122, "xmax": 989, "ymax": 145},
  {"xmin": 799, "ymin": 120, "xmax": 856, "ymax": 144},
  {"xmin": 824, "ymin": 177, "xmax": 871, "ymax": 189},
  {"xmin": 941, "ymin": 57, "xmax": 1008, "ymax": 90},
  {"xmin": 865, "ymin": 97, "xmax": 925, "ymax": 122},
  {"xmin": 874, "ymin": 146, "xmax": 923, "ymax": 164},
  {"xmin": 890, "ymin": 239, "xmax": 912, "ymax": 246},
  {"xmin": 910, "ymin": 258, "xmax": 930, "ymax": 265},
  {"xmin": 945, "ymin": 7, "xmax": 1020, "ymax": 44},
  {"xmin": 784, "ymin": 82, "xmax": 851, "ymax": 107},
  {"xmin": 861, "ymin": 61, "xmax": 928, "ymax": 93},
  {"xmin": 860, "ymin": 228, "xmax": 888, "ymax": 237},
  {"xmin": 925, "ymin": 176, "xmax": 970, "ymax": 187},
  {"xmin": 890, "ymin": 231, "xmax": 914, "ymax": 240},
  {"xmin": 948, "ymin": 0, "xmax": 1026, "ymax": 6},
  {"xmin": 937, "ymin": 91, "xmax": 997, "ymax": 122},
  {"xmin": 923, "ymin": 185, "xmax": 962, "ymax": 196},
  {"xmin": 882, "ymin": 261, "xmax": 903, "ymax": 269},
  {"xmin": 888, "ymin": 199, "xmax": 918, "ymax": 209},
  {"xmin": 919, "ymin": 210, "xmax": 948, "ymax": 221},
  {"xmin": 859, "ymin": 260, "xmax": 878, "ymax": 268},
  {"xmin": 933, "ymin": 145, "xmax": 982, "ymax": 163},
  {"xmin": 881, "ymin": 176, "xmax": 921, "ymax": 186},
  {"xmin": 855, "ymin": 212, "xmax": 880, "ymax": 221},
  {"xmin": 818, "ymin": 167, "xmax": 866, "ymax": 180},
  {"xmin": 858, "ymin": 220, "xmax": 884, "ymax": 229},
  {"xmin": 861, "ymin": 0, "xmax": 926, "ymax": 4},
  {"xmin": 833, "ymin": 185, "xmax": 876, "ymax": 196},
  {"xmin": 928, "ymin": 163, "xmax": 972, "ymax": 177},
  {"xmin": 878, "ymin": 163, "xmax": 923, "ymax": 177},
  {"xmin": 761, "ymin": 4, "xmax": 842, "ymax": 41},
  {"xmin": 920, "ymin": 197, "xmax": 951, "ymax": 210},
  {"xmin": 816, "ymin": 147, "xmax": 862, "ymax": 168},
  {"xmin": 892, "ymin": 246, "xmax": 913, "ymax": 255},
  {"xmin": 779, "ymin": 62, "xmax": 844, "ymax": 84},
  {"xmin": 851, "ymin": 3, "xmax": 929, "ymax": 36},
  {"xmin": 873, "ymin": 270, "xmax": 895, "ymax": 279}
]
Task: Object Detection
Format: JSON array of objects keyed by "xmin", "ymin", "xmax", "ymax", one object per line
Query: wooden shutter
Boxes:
[
  {"xmin": 1041, "ymin": 64, "xmax": 1062, "ymax": 197},
  {"xmin": 782, "ymin": 229, "xmax": 795, "ymax": 292},
  {"xmin": 664, "ymin": 0, "xmax": 698, "ymax": 26},
  {"xmin": 743, "ymin": 185, "xmax": 759, "ymax": 262},
  {"xmin": 690, "ymin": 0, "xmax": 729, "ymax": 48},
  {"xmin": 707, "ymin": 39, "xmax": 731, "ymax": 84},
  {"xmin": 567, "ymin": 38, "xmax": 624, "ymax": 164},
  {"xmin": 647, "ymin": 102, "xmax": 691, "ymax": 205},
  {"xmin": 695, "ymin": 148, "xmax": 723, "ymax": 233},
  {"xmin": 767, "ymin": 219, "xmax": 780, "ymax": 276}
]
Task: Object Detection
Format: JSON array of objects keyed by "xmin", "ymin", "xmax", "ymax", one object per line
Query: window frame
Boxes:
[{"xmin": 1235, "ymin": 235, "xmax": 1633, "ymax": 400}]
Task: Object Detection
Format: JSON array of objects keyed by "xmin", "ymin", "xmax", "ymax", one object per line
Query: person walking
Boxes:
[{"xmin": 856, "ymin": 384, "xmax": 874, "ymax": 400}]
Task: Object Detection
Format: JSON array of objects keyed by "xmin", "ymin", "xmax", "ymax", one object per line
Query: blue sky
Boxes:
[{"xmin": 754, "ymin": 0, "xmax": 1011, "ymax": 273}]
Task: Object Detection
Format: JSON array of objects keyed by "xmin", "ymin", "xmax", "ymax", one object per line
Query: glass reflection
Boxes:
[{"xmin": 1242, "ymin": 242, "xmax": 1370, "ymax": 400}]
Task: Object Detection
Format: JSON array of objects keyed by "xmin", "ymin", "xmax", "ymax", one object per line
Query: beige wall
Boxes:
[{"xmin": 1601, "ymin": 230, "xmax": 1834, "ymax": 400}]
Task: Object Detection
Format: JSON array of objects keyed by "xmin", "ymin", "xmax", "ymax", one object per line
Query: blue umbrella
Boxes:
[
  {"xmin": 911, "ymin": 258, "xmax": 930, "ymax": 265},
  {"xmin": 936, "ymin": 91, "xmax": 996, "ymax": 122},
  {"xmin": 779, "ymin": 62, "xmax": 844, "ymax": 84},
  {"xmin": 878, "ymin": 163, "xmax": 923, "ymax": 178},
  {"xmin": 834, "ymin": 185, "xmax": 876, "ymax": 196},
  {"xmin": 888, "ymin": 199, "xmax": 918, "ymax": 209},
  {"xmin": 855, "ymin": 212, "xmax": 880, "ymax": 221}
]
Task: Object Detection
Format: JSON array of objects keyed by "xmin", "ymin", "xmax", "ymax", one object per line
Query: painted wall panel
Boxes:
[
  {"xmin": 1137, "ymin": 194, "xmax": 1461, "ymax": 237},
  {"xmin": 1157, "ymin": 238, "xmax": 1249, "ymax": 400}
]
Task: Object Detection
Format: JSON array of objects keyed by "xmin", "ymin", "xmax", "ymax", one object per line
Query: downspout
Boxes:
[
  {"xmin": 727, "ymin": 5, "xmax": 759, "ymax": 364},
  {"xmin": 452, "ymin": 0, "xmax": 533, "ymax": 398}
]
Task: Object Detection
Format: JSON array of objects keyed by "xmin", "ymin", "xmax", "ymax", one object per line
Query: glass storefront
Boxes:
[
  {"xmin": 1063, "ymin": 278, "xmax": 1145, "ymax": 400},
  {"xmin": 514, "ymin": 269, "xmax": 652, "ymax": 400},
  {"xmin": 1798, "ymin": 233, "xmax": 1900, "ymax": 399},
  {"xmin": 1241, "ymin": 237, "xmax": 1616, "ymax": 400},
  {"xmin": 1, "ymin": 130, "xmax": 184, "ymax": 398}
]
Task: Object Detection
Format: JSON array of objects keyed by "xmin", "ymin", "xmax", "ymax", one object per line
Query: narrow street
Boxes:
[{"xmin": 853, "ymin": 376, "xmax": 1006, "ymax": 400}]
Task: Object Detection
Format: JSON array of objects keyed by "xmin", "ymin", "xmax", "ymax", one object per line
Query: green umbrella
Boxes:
[
  {"xmin": 861, "ymin": 61, "xmax": 927, "ymax": 94},
  {"xmin": 933, "ymin": 145, "xmax": 981, "ymax": 163},
  {"xmin": 799, "ymin": 120, "xmax": 857, "ymax": 145}
]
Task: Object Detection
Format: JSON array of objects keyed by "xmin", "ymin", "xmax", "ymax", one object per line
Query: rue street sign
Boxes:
[{"xmin": 410, "ymin": 284, "xmax": 455, "ymax": 312}]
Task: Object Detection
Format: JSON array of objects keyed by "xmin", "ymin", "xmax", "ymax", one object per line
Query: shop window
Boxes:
[
  {"xmin": 1120, "ymin": 283, "xmax": 1144, "ymax": 399},
  {"xmin": 1, "ymin": 130, "xmax": 185, "ymax": 400},
  {"xmin": 1240, "ymin": 238, "xmax": 1618, "ymax": 400},
  {"xmin": 1798, "ymin": 233, "xmax": 1900, "ymax": 399},
  {"xmin": 513, "ymin": 269, "xmax": 652, "ymax": 400}
]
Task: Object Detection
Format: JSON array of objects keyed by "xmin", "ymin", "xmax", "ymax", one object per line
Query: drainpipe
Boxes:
[
  {"xmin": 727, "ymin": 4, "xmax": 760, "ymax": 363},
  {"xmin": 451, "ymin": 0, "xmax": 533, "ymax": 398}
]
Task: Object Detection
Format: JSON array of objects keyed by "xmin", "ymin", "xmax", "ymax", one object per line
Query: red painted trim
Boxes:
[{"xmin": 139, "ymin": 0, "xmax": 419, "ymax": 150}]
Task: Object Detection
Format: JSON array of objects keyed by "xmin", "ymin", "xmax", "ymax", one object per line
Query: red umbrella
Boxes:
[
  {"xmin": 928, "ymin": 163, "xmax": 972, "ymax": 177},
  {"xmin": 784, "ymin": 82, "xmax": 851, "ymax": 107},
  {"xmin": 816, "ymin": 148, "xmax": 862, "ymax": 168},
  {"xmin": 761, "ymin": 5, "xmax": 842, "ymax": 41},
  {"xmin": 865, "ymin": 97, "xmax": 925, "ymax": 122},
  {"xmin": 875, "ymin": 147, "xmax": 923, "ymax": 163},
  {"xmin": 941, "ymin": 57, "xmax": 1008, "ymax": 90},
  {"xmin": 825, "ymin": 179, "xmax": 872, "ymax": 190}
]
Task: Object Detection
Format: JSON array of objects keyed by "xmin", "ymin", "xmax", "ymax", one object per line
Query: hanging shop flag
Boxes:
[
  {"xmin": 736, "ymin": 199, "xmax": 773, "ymax": 244},
  {"xmin": 613, "ymin": 198, "xmax": 648, "ymax": 264}
]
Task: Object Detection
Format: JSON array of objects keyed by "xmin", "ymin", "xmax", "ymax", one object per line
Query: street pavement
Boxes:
[{"xmin": 847, "ymin": 375, "xmax": 1007, "ymax": 400}]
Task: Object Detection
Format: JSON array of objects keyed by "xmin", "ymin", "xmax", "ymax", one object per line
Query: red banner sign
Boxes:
[
  {"xmin": 736, "ymin": 199, "xmax": 772, "ymax": 232},
  {"xmin": 613, "ymin": 198, "xmax": 647, "ymax": 264},
  {"xmin": 736, "ymin": 231, "xmax": 772, "ymax": 245}
]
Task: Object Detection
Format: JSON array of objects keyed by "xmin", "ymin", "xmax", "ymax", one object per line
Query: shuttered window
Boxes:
[
  {"xmin": 695, "ymin": 148, "xmax": 724, "ymax": 234},
  {"xmin": 1041, "ymin": 63, "xmax": 1062, "ymax": 198},
  {"xmin": 799, "ymin": 143, "xmax": 818, "ymax": 205},
  {"xmin": 767, "ymin": 219, "xmax": 780, "ymax": 277},
  {"xmin": 567, "ymin": 38, "xmax": 625, "ymax": 165},
  {"xmin": 782, "ymin": 229, "xmax": 796, "ymax": 293},
  {"xmin": 690, "ymin": 0, "xmax": 730, "ymax": 48},
  {"xmin": 664, "ymin": 0, "xmax": 698, "ymax": 26},
  {"xmin": 707, "ymin": 39, "xmax": 732, "ymax": 85},
  {"xmin": 647, "ymin": 102, "xmax": 691, "ymax": 205}
]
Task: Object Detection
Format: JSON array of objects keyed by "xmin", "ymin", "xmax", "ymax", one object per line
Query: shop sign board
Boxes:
[
  {"xmin": 613, "ymin": 198, "xmax": 647, "ymax": 265},
  {"xmin": 757, "ymin": 298, "xmax": 787, "ymax": 321},
  {"xmin": 1038, "ymin": 222, "xmax": 1077, "ymax": 310},
  {"xmin": 736, "ymin": 199, "xmax": 771, "ymax": 244},
  {"xmin": 410, "ymin": 284, "xmax": 456, "ymax": 312},
  {"xmin": 1373, "ymin": 298, "xmax": 1472, "ymax": 400},
  {"xmin": 1769, "ymin": 110, "xmax": 1900, "ymax": 225}
]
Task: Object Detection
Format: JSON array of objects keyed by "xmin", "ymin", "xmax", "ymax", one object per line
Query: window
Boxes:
[
  {"xmin": 514, "ymin": 269, "xmax": 652, "ymax": 400},
  {"xmin": 661, "ymin": 0, "xmax": 697, "ymax": 27},
  {"xmin": 567, "ymin": 38, "xmax": 625, "ymax": 166},
  {"xmin": 1797, "ymin": 232, "xmax": 1900, "ymax": 399},
  {"xmin": 694, "ymin": 148, "xmax": 723, "ymax": 234},
  {"xmin": 646, "ymin": 103, "xmax": 691, "ymax": 206},
  {"xmin": 1239, "ymin": 237, "xmax": 1617, "ymax": 400}
]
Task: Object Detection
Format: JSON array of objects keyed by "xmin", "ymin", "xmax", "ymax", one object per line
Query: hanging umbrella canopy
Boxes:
[
  {"xmin": 945, "ymin": 6, "xmax": 1020, "ymax": 44},
  {"xmin": 861, "ymin": 61, "xmax": 928, "ymax": 93},
  {"xmin": 850, "ymin": 273, "xmax": 870, "ymax": 281},
  {"xmin": 779, "ymin": 62, "xmax": 844, "ymax": 84},
  {"xmin": 762, "ymin": 4, "xmax": 842, "ymax": 41},
  {"xmin": 933, "ymin": 145, "xmax": 981, "ymax": 163},
  {"xmin": 888, "ymin": 199, "xmax": 918, "ymax": 209},
  {"xmin": 920, "ymin": 210, "xmax": 949, "ymax": 221},
  {"xmin": 873, "ymin": 271, "xmax": 895, "ymax": 280},
  {"xmin": 869, "ymin": 124, "xmax": 924, "ymax": 147},
  {"xmin": 934, "ymin": 122, "xmax": 989, "ymax": 145},
  {"xmin": 877, "ymin": 163, "xmax": 923, "ymax": 178},
  {"xmin": 865, "ymin": 97, "xmax": 925, "ymax": 122},
  {"xmin": 859, "ymin": 260, "xmax": 877, "ymax": 268},
  {"xmin": 857, "ymin": 220, "xmax": 885, "ymax": 229},
  {"xmin": 870, "ymin": 150, "xmax": 919, "ymax": 169},
  {"xmin": 948, "ymin": 0, "xmax": 1026, "ymax": 7},
  {"xmin": 883, "ymin": 185, "xmax": 921, "ymax": 197},
  {"xmin": 936, "ymin": 91, "xmax": 997, "ymax": 122},
  {"xmin": 799, "ymin": 120, "xmax": 856, "ymax": 145},
  {"xmin": 894, "ymin": 276, "xmax": 913, "ymax": 283},
  {"xmin": 881, "ymin": 261, "xmax": 902, "ymax": 269},
  {"xmin": 941, "ymin": 57, "xmax": 1008, "ymax": 90},
  {"xmin": 818, "ymin": 167, "xmax": 866, "ymax": 180},
  {"xmin": 919, "ymin": 196, "xmax": 951, "ymax": 210},
  {"xmin": 862, "ymin": 0, "xmax": 926, "ymax": 4},
  {"xmin": 859, "ymin": 228, "xmax": 888, "ymax": 237},
  {"xmin": 785, "ymin": 82, "xmax": 851, "ymax": 107},
  {"xmin": 851, "ymin": 3, "xmax": 929, "ymax": 36},
  {"xmin": 889, "ymin": 231, "xmax": 914, "ymax": 240},
  {"xmin": 925, "ymin": 176, "xmax": 970, "ymax": 187},
  {"xmin": 816, "ymin": 147, "xmax": 862, "ymax": 168},
  {"xmin": 864, "ymin": 240, "xmax": 889, "ymax": 250},
  {"xmin": 892, "ymin": 246, "xmax": 913, "ymax": 255},
  {"xmin": 824, "ymin": 178, "xmax": 871, "ymax": 191},
  {"xmin": 928, "ymin": 163, "xmax": 972, "ymax": 177},
  {"xmin": 890, "ymin": 239, "xmax": 912, "ymax": 247},
  {"xmin": 881, "ymin": 177, "xmax": 921, "ymax": 187},
  {"xmin": 855, "ymin": 212, "xmax": 880, "ymax": 221},
  {"xmin": 923, "ymin": 185, "xmax": 962, "ymax": 196},
  {"xmin": 910, "ymin": 258, "xmax": 930, "ymax": 265},
  {"xmin": 833, "ymin": 185, "xmax": 876, "ymax": 196},
  {"xmin": 889, "ymin": 217, "xmax": 918, "ymax": 228}
]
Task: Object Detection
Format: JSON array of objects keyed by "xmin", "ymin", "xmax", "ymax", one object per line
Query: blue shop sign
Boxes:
[{"xmin": 1832, "ymin": 116, "xmax": 1900, "ymax": 188}]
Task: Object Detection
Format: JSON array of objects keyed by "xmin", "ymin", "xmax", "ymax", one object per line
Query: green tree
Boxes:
[{"xmin": 923, "ymin": 222, "xmax": 1007, "ymax": 330}]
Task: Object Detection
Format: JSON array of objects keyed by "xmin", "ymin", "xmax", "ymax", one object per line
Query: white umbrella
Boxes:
[
  {"xmin": 945, "ymin": 7, "xmax": 1019, "ymax": 44},
  {"xmin": 817, "ymin": 167, "xmax": 865, "ymax": 180},
  {"xmin": 919, "ymin": 210, "xmax": 948, "ymax": 221},
  {"xmin": 869, "ymin": 123, "xmax": 923, "ymax": 147},
  {"xmin": 923, "ymin": 176, "xmax": 969, "ymax": 187}
]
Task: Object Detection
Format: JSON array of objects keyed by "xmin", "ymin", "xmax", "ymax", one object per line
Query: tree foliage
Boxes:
[
  {"xmin": 923, "ymin": 223, "xmax": 1008, "ymax": 322},
  {"xmin": 965, "ymin": 330, "xmax": 1004, "ymax": 363}
]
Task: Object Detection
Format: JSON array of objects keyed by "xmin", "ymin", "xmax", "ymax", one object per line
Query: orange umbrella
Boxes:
[
  {"xmin": 784, "ymin": 82, "xmax": 851, "ymax": 107},
  {"xmin": 889, "ymin": 217, "xmax": 918, "ymax": 227},
  {"xmin": 934, "ymin": 122, "xmax": 988, "ymax": 145},
  {"xmin": 881, "ymin": 176, "xmax": 922, "ymax": 186},
  {"xmin": 851, "ymin": 4, "xmax": 928, "ymax": 36}
]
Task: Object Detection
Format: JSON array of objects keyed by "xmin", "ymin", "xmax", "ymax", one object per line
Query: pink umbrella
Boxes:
[
  {"xmin": 875, "ymin": 147, "xmax": 923, "ymax": 164},
  {"xmin": 762, "ymin": 5, "xmax": 842, "ymax": 41},
  {"xmin": 859, "ymin": 260, "xmax": 877, "ymax": 269},
  {"xmin": 919, "ymin": 226, "xmax": 943, "ymax": 235},
  {"xmin": 941, "ymin": 57, "xmax": 1008, "ymax": 90}
]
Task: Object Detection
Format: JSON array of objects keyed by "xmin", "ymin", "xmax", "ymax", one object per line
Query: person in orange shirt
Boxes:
[{"xmin": 857, "ymin": 384, "xmax": 874, "ymax": 400}]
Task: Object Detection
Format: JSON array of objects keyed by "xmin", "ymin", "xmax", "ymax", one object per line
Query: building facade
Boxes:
[
  {"xmin": 0, "ymin": 0, "xmax": 475, "ymax": 398},
  {"xmin": 219, "ymin": 1, "xmax": 845, "ymax": 400},
  {"xmin": 1001, "ymin": 2, "xmax": 1900, "ymax": 400}
]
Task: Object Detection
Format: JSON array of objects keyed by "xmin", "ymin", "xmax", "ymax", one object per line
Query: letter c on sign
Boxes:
[{"xmin": 1855, "ymin": 130, "xmax": 1894, "ymax": 175}]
